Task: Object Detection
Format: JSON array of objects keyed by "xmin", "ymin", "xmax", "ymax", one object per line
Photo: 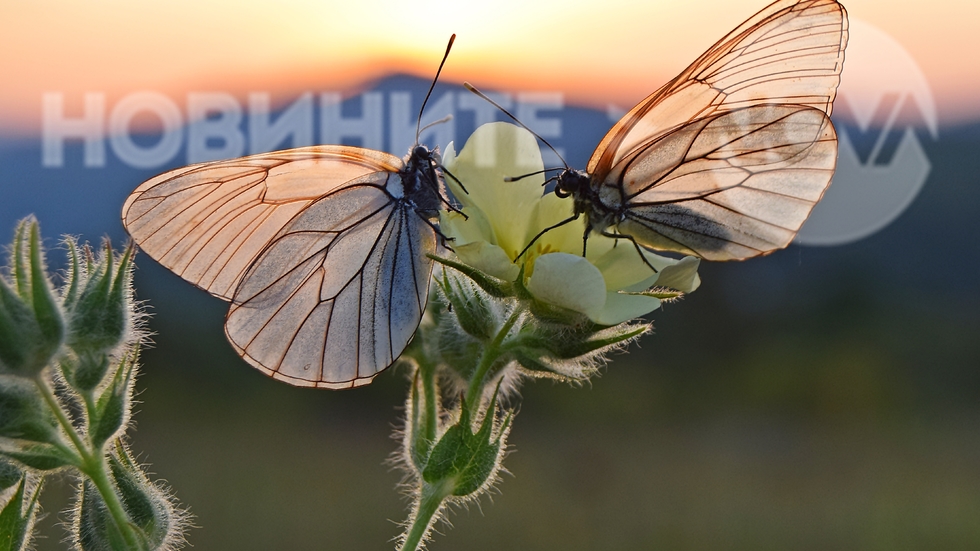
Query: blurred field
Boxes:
[{"xmin": 29, "ymin": 359, "xmax": 980, "ymax": 550}]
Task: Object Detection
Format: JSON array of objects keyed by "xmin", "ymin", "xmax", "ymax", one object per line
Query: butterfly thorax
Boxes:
[
  {"xmin": 397, "ymin": 145, "xmax": 444, "ymax": 218},
  {"xmin": 557, "ymin": 168, "xmax": 624, "ymax": 235}
]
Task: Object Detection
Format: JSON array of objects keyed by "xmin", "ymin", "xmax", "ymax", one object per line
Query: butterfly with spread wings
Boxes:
[
  {"xmin": 505, "ymin": 0, "xmax": 848, "ymax": 263},
  {"xmin": 122, "ymin": 37, "xmax": 460, "ymax": 389}
]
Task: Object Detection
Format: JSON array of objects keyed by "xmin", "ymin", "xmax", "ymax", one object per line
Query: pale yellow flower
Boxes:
[{"xmin": 440, "ymin": 123, "xmax": 700, "ymax": 325}]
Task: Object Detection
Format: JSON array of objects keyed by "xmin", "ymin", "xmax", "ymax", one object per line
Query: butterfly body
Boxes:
[
  {"xmin": 551, "ymin": 167, "xmax": 625, "ymax": 252},
  {"xmin": 397, "ymin": 145, "xmax": 445, "ymax": 216}
]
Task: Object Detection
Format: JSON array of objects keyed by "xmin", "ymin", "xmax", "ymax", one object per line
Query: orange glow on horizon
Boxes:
[{"xmin": 2, "ymin": 0, "xmax": 979, "ymax": 135}]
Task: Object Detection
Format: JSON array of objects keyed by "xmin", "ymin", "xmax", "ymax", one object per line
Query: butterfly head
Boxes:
[
  {"xmin": 403, "ymin": 143, "xmax": 440, "ymax": 176},
  {"xmin": 555, "ymin": 168, "xmax": 592, "ymax": 202}
]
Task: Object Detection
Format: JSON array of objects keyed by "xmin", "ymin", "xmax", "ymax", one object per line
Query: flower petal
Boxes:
[
  {"xmin": 591, "ymin": 243, "xmax": 660, "ymax": 291},
  {"xmin": 440, "ymin": 208, "xmax": 495, "ymax": 247},
  {"xmin": 527, "ymin": 193, "xmax": 588, "ymax": 257},
  {"xmin": 651, "ymin": 256, "xmax": 701, "ymax": 293},
  {"xmin": 454, "ymin": 241, "xmax": 521, "ymax": 282},
  {"xmin": 592, "ymin": 292, "xmax": 662, "ymax": 326},
  {"xmin": 443, "ymin": 123, "xmax": 545, "ymax": 260},
  {"xmin": 526, "ymin": 253, "xmax": 606, "ymax": 318}
]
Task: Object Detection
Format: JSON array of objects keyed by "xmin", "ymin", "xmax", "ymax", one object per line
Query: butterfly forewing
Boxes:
[
  {"xmin": 122, "ymin": 146, "xmax": 403, "ymax": 300},
  {"xmin": 123, "ymin": 144, "xmax": 441, "ymax": 388},
  {"xmin": 224, "ymin": 175, "xmax": 435, "ymax": 388},
  {"xmin": 588, "ymin": 0, "xmax": 847, "ymax": 179},
  {"xmin": 613, "ymin": 104, "xmax": 837, "ymax": 260}
]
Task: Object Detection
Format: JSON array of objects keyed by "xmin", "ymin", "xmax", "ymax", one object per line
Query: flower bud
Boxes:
[
  {"xmin": 437, "ymin": 271, "xmax": 496, "ymax": 341},
  {"xmin": 0, "ymin": 376, "xmax": 59, "ymax": 444},
  {"xmin": 0, "ymin": 219, "xmax": 66, "ymax": 377},
  {"xmin": 66, "ymin": 242, "xmax": 133, "ymax": 357},
  {"xmin": 421, "ymin": 388, "xmax": 510, "ymax": 498},
  {"xmin": 90, "ymin": 354, "xmax": 135, "ymax": 450},
  {"xmin": 74, "ymin": 446, "xmax": 184, "ymax": 551}
]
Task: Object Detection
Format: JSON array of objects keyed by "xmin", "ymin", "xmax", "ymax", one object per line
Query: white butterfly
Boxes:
[
  {"xmin": 123, "ymin": 38, "xmax": 459, "ymax": 388},
  {"xmin": 513, "ymin": 0, "xmax": 849, "ymax": 263}
]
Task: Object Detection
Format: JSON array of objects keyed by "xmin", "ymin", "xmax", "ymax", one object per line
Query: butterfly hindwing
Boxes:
[
  {"xmin": 609, "ymin": 104, "xmax": 837, "ymax": 260},
  {"xmin": 224, "ymin": 174, "xmax": 435, "ymax": 388}
]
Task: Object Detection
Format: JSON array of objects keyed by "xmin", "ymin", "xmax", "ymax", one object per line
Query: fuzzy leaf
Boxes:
[
  {"xmin": 91, "ymin": 371, "xmax": 128, "ymax": 450},
  {"xmin": 77, "ymin": 479, "xmax": 133, "ymax": 551},
  {"xmin": 545, "ymin": 324, "xmax": 650, "ymax": 360},
  {"xmin": 2, "ymin": 443, "xmax": 76, "ymax": 471},
  {"xmin": 62, "ymin": 238, "xmax": 82, "ymax": 310},
  {"xmin": 0, "ymin": 477, "xmax": 40, "ymax": 551},
  {"xmin": 428, "ymin": 255, "xmax": 512, "ymax": 298},
  {"xmin": 27, "ymin": 223, "xmax": 65, "ymax": 360},
  {"xmin": 108, "ymin": 447, "xmax": 171, "ymax": 549}
]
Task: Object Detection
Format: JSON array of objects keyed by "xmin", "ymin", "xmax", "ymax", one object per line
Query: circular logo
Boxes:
[{"xmin": 796, "ymin": 18, "xmax": 938, "ymax": 246}]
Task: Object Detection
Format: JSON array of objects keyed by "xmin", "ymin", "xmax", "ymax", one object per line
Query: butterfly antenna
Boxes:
[
  {"xmin": 419, "ymin": 114, "xmax": 453, "ymax": 135},
  {"xmin": 503, "ymin": 167, "xmax": 563, "ymax": 183},
  {"xmin": 416, "ymin": 34, "xmax": 456, "ymax": 143},
  {"xmin": 463, "ymin": 82, "xmax": 569, "ymax": 169}
]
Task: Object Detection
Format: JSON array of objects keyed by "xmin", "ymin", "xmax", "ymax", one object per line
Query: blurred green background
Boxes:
[{"xmin": 9, "ymin": 119, "xmax": 977, "ymax": 550}]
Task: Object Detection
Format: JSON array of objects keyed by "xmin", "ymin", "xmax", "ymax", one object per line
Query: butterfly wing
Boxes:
[
  {"xmin": 224, "ymin": 174, "xmax": 436, "ymax": 388},
  {"xmin": 608, "ymin": 104, "xmax": 837, "ymax": 260},
  {"xmin": 588, "ymin": 0, "xmax": 847, "ymax": 179},
  {"xmin": 122, "ymin": 146, "xmax": 402, "ymax": 300}
]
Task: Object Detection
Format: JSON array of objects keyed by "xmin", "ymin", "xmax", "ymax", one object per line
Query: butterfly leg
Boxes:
[
  {"xmin": 516, "ymin": 213, "xmax": 581, "ymax": 262},
  {"xmin": 435, "ymin": 167, "xmax": 470, "ymax": 221},
  {"xmin": 598, "ymin": 229, "xmax": 658, "ymax": 273},
  {"xmin": 417, "ymin": 212, "xmax": 457, "ymax": 251},
  {"xmin": 440, "ymin": 165, "xmax": 468, "ymax": 195}
]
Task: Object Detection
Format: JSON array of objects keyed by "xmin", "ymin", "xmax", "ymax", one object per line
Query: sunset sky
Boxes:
[{"xmin": 1, "ymin": 0, "xmax": 977, "ymax": 134}]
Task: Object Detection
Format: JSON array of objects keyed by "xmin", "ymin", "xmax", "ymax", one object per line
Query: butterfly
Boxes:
[
  {"xmin": 122, "ymin": 36, "xmax": 459, "ymax": 389},
  {"xmin": 495, "ymin": 0, "xmax": 849, "ymax": 264}
]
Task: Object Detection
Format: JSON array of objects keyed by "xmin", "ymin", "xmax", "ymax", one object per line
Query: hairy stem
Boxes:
[
  {"xmin": 33, "ymin": 375, "xmax": 85, "ymax": 462},
  {"xmin": 34, "ymin": 375, "xmax": 141, "ymax": 549},
  {"xmin": 399, "ymin": 479, "xmax": 453, "ymax": 551},
  {"xmin": 421, "ymin": 361, "xmax": 437, "ymax": 446},
  {"xmin": 464, "ymin": 307, "xmax": 522, "ymax": 413}
]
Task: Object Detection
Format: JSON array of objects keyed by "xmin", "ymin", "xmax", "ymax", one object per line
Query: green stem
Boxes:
[
  {"xmin": 83, "ymin": 454, "xmax": 142, "ymax": 548},
  {"xmin": 33, "ymin": 376, "xmax": 85, "ymax": 463},
  {"xmin": 399, "ymin": 480, "xmax": 453, "ymax": 551},
  {"xmin": 34, "ymin": 375, "xmax": 141, "ymax": 549},
  {"xmin": 421, "ymin": 362, "xmax": 437, "ymax": 445},
  {"xmin": 464, "ymin": 307, "xmax": 522, "ymax": 414}
]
